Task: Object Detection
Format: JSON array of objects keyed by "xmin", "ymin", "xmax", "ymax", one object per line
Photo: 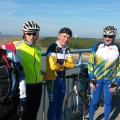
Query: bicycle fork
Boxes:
[{"xmin": 73, "ymin": 84, "xmax": 79, "ymax": 113}]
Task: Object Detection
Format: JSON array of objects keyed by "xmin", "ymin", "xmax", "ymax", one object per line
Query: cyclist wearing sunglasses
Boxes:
[
  {"xmin": 88, "ymin": 26, "xmax": 120, "ymax": 120},
  {"xmin": 12, "ymin": 21, "xmax": 43, "ymax": 120}
]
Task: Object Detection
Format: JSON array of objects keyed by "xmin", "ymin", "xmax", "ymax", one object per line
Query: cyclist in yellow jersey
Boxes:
[
  {"xmin": 44, "ymin": 27, "xmax": 80, "ymax": 120},
  {"xmin": 14, "ymin": 21, "xmax": 43, "ymax": 120}
]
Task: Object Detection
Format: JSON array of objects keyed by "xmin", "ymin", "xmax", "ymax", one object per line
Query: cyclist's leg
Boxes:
[
  {"xmin": 54, "ymin": 78, "xmax": 66, "ymax": 120},
  {"xmin": 89, "ymin": 79, "xmax": 102, "ymax": 120},
  {"xmin": 103, "ymin": 80, "xmax": 112, "ymax": 120},
  {"xmin": 47, "ymin": 81, "xmax": 55, "ymax": 120},
  {"xmin": 21, "ymin": 83, "xmax": 42, "ymax": 120}
]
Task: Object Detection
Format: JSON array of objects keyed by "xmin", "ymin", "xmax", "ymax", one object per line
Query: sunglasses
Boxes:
[
  {"xmin": 26, "ymin": 32, "xmax": 38, "ymax": 36},
  {"xmin": 104, "ymin": 35, "xmax": 114, "ymax": 38}
]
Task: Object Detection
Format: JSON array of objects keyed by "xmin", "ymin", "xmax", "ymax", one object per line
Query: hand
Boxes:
[
  {"xmin": 90, "ymin": 80, "xmax": 98, "ymax": 92},
  {"xmin": 75, "ymin": 62, "xmax": 81, "ymax": 67},
  {"xmin": 108, "ymin": 83, "xmax": 117, "ymax": 93},
  {"xmin": 59, "ymin": 64, "xmax": 64, "ymax": 70}
]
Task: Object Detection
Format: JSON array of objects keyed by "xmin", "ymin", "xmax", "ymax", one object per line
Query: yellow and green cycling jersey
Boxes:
[
  {"xmin": 88, "ymin": 42, "xmax": 120, "ymax": 82},
  {"xmin": 14, "ymin": 40, "xmax": 43, "ymax": 84}
]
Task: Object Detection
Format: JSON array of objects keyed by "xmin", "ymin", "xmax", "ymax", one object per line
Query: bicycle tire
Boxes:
[{"xmin": 63, "ymin": 90, "xmax": 88, "ymax": 120}]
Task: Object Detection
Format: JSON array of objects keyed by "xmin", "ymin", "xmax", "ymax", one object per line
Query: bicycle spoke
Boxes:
[{"xmin": 64, "ymin": 91, "xmax": 85, "ymax": 120}]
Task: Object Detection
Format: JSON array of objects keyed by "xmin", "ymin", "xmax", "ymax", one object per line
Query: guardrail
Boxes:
[{"xmin": 42, "ymin": 48, "xmax": 92, "ymax": 56}]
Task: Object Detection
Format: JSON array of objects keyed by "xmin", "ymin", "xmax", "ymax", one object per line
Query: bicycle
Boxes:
[{"xmin": 63, "ymin": 64, "xmax": 90, "ymax": 120}]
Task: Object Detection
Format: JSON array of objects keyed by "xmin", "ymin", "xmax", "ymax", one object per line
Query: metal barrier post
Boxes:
[{"xmin": 66, "ymin": 76, "xmax": 70, "ymax": 98}]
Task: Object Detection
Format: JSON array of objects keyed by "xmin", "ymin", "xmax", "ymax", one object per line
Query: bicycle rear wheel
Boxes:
[{"xmin": 64, "ymin": 90, "xmax": 87, "ymax": 120}]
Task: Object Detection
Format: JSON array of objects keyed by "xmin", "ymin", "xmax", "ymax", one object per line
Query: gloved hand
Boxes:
[
  {"xmin": 90, "ymin": 80, "xmax": 98, "ymax": 92},
  {"xmin": 108, "ymin": 82, "xmax": 117, "ymax": 93},
  {"xmin": 75, "ymin": 62, "xmax": 81, "ymax": 67}
]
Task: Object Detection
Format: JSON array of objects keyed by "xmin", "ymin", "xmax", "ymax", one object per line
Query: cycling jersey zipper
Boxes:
[{"xmin": 33, "ymin": 49, "xmax": 37, "ymax": 83}]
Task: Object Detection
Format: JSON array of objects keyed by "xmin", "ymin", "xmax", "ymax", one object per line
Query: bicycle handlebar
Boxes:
[{"xmin": 75, "ymin": 62, "xmax": 88, "ymax": 68}]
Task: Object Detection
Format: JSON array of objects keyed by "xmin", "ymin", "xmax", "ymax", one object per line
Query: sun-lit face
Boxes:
[
  {"xmin": 24, "ymin": 32, "xmax": 39, "ymax": 44},
  {"xmin": 57, "ymin": 33, "xmax": 71, "ymax": 48},
  {"xmin": 103, "ymin": 35, "xmax": 115, "ymax": 45}
]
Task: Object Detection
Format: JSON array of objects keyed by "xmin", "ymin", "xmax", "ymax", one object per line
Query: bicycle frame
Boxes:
[{"xmin": 64, "ymin": 72, "xmax": 89, "ymax": 120}]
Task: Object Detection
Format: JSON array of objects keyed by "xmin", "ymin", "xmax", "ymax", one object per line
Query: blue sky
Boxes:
[{"xmin": 0, "ymin": 0, "xmax": 120, "ymax": 38}]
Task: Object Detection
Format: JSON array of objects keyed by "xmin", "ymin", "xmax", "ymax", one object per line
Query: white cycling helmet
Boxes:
[
  {"xmin": 103, "ymin": 26, "xmax": 117, "ymax": 36},
  {"xmin": 22, "ymin": 21, "xmax": 40, "ymax": 33}
]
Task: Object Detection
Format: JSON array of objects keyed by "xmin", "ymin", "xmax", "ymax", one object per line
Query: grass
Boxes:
[
  {"xmin": 0, "ymin": 36, "xmax": 120, "ymax": 49},
  {"xmin": 38, "ymin": 37, "xmax": 100, "ymax": 49}
]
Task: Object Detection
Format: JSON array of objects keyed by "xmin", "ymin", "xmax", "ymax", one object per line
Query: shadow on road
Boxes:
[
  {"xmin": 96, "ymin": 113, "xmax": 104, "ymax": 120},
  {"xmin": 95, "ymin": 95, "xmax": 120, "ymax": 120},
  {"xmin": 110, "ymin": 95, "xmax": 120, "ymax": 120}
]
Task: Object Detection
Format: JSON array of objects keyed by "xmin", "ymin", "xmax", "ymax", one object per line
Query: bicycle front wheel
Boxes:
[{"xmin": 64, "ymin": 90, "xmax": 86, "ymax": 120}]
